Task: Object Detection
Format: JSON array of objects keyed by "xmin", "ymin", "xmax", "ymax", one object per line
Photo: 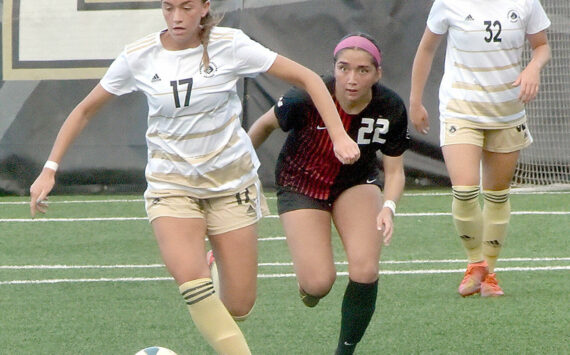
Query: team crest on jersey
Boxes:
[
  {"xmin": 507, "ymin": 9, "xmax": 520, "ymax": 23},
  {"xmin": 200, "ymin": 62, "xmax": 218, "ymax": 78}
]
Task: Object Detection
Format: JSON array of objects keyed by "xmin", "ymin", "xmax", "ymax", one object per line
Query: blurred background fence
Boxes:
[{"xmin": 0, "ymin": 0, "xmax": 568, "ymax": 195}]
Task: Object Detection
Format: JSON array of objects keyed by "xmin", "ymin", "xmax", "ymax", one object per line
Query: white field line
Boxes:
[
  {"xmin": 1, "ymin": 257, "xmax": 568, "ymax": 270},
  {"xmin": 1, "ymin": 217, "xmax": 148, "ymax": 222},
  {"xmin": 1, "ymin": 189, "xmax": 568, "ymax": 205},
  {"xmin": 1, "ymin": 265, "xmax": 569, "ymax": 285},
  {"xmin": 262, "ymin": 265, "xmax": 570, "ymax": 278},
  {"xmin": 2, "ymin": 209, "xmax": 569, "ymax": 223},
  {"xmin": 259, "ymin": 236, "xmax": 286, "ymax": 241},
  {"xmin": 0, "ymin": 199, "xmax": 144, "ymax": 205}
]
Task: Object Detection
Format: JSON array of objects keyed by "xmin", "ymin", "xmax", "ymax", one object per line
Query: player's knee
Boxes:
[
  {"xmin": 348, "ymin": 262, "xmax": 379, "ymax": 284},
  {"xmin": 300, "ymin": 273, "xmax": 335, "ymax": 298},
  {"xmin": 226, "ymin": 299, "xmax": 255, "ymax": 321},
  {"xmin": 452, "ymin": 185, "xmax": 480, "ymax": 218},
  {"xmin": 231, "ymin": 302, "xmax": 255, "ymax": 322},
  {"xmin": 482, "ymin": 189, "xmax": 511, "ymax": 222}
]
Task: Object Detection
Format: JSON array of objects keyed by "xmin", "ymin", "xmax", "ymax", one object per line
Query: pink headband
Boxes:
[{"xmin": 333, "ymin": 36, "xmax": 382, "ymax": 66}]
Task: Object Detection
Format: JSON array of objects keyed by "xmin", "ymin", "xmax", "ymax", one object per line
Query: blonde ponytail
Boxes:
[{"xmin": 199, "ymin": 7, "xmax": 222, "ymax": 68}]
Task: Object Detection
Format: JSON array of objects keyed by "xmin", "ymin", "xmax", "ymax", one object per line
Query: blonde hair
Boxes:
[{"xmin": 199, "ymin": 2, "xmax": 222, "ymax": 68}]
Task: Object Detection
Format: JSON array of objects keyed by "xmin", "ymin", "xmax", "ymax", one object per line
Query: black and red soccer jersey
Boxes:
[{"xmin": 274, "ymin": 76, "xmax": 409, "ymax": 200}]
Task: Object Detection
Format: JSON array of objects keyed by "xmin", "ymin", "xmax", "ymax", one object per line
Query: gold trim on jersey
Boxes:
[
  {"xmin": 449, "ymin": 27, "xmax": 523, "ymax": 34},
  {"xmin": 146, "ymin": 153, "xmax": 255, "ymax": 190},
  {"xmin": 446, "ymin": 99, "xmax": 524, "ymax": 118},
  {"xmin": 126, "ymin": 35, "xmax": 157, "ymax": 54},
  {"xmin": 454, "ymin": 61, "xmax": 521, "ymax": 72},
  {"xmin": 452, "ymin": 81, "xmax": 516, "ymax": 93},
  {"xmin": 147, "ymin": 114, "xmax": 237, "ymax": 141},
  {"xmin": 209, "ymin": 32, "xmax": 236, "ymax": 40},
  {"xmin": 452, "ymin": 45, "xmax": 524, "ymax": 54},
  {"xmin": 150, "ymin": 131, "xmax": 241, "ymax": 164},
  {"xmin": 149, "ymin": 81, "xmax": 235, "ymax": 107}
]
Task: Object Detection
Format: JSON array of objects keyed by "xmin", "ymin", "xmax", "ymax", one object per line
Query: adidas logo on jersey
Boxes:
[
  {"xmin": 465, "ymin": 14, "xmax": 474, "ymax": 21},
  {"xmin": 151, "ymin": 74, "xmax": 161, "ymax": 82},
  {"xmin": 247, "ymin": 205, "xmax": 257, "ymax": 216}
]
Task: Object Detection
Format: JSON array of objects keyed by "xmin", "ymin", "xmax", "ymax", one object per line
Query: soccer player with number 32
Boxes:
[{"xmin": 409, "ymin": 0, "xmax": 551, "ymax": 297}]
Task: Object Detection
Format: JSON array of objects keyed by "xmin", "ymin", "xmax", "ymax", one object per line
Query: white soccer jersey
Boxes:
[
  {"xmin": 100, "ymin": 27, "xmax": 277, "ymax": 198},
  {"xmin": 427, "ymin": 0, "xmax": 551, "ymax": 127}
]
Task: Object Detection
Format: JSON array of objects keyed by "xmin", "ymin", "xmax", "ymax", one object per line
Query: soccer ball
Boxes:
[{"xmin": 135, "ymin": 346, "xmax": 178, "ymax": 355}]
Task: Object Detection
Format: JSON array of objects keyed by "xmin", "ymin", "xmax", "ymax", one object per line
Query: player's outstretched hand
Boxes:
[
  {"xmin": 332, "ymin": 134, "xmax": 360, "ymax": 165},
  {"xmin": 409, "ymin": 104, "xmax": 430, "ymax": 135},
  {"xmin": 29, "ymin": 171, "xmax": 56, "ymax": 217},
  {"xmin": 513, "ymin": 63, "xmax": 541, "ymax": 104},
  {"xmin": 376, "ymin": 209, "xmax": 394, "ymax": 246}
]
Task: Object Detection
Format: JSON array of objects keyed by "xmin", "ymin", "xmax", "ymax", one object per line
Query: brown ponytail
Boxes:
[{"xmin": 199, "ymin": 4, "xmax": 222, "ymax": 68}]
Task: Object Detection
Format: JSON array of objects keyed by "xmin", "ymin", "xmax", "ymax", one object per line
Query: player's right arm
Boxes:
[
  {"xmin": 29, "ymin": 84, "xmax": 115, "ymax": 217},
  {"xmin": 248, "ymin": 107, "xmax": 280, "ymax": 149},
  {"xmin": 409, "ymin": 28, "xmax": 443, "ymax": 135}
]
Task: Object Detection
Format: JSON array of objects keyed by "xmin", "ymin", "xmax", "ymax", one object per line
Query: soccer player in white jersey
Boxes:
[
  {"xmin": 29, "ymin": 1, "xmax": 360, "ymax": 354},
  {"xmin": 409, "ymin": 0, "xmax": 551, "ymax": 297}
]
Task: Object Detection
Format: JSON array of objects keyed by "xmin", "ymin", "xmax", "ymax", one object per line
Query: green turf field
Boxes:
[{"xmin": 1, "ymin": 189, "xmax": 569, "ymax": 354}]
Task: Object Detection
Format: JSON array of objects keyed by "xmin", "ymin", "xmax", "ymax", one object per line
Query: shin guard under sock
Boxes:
[
  {"xmin": 452, "ymin": 186, "xmax": 484, "ymax": 263},
  {"xmin": 179, "ymin": 278, "xmax": 251, "ymax": 355},
  {"xmin": 335, "ymin": 279, "xmax": 378, "ymax": 355},
  {"xmin": 482, "ymin": 189, "xmax": 511, "ymax": 273}
]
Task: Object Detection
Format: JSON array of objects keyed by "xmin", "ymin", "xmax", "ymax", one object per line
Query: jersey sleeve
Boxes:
[
  {"xmin": 526, "ymin": 0, "xmax": 551, "ymax": 34},
  {"xmin": 426, "ymin": 0, "xmax": 449, "ymax": 35},
  {"xmin": 274, "ymin": 86, "xmax": 311, "ymax": 132},
  {"xmin": 233, "ymin": 29, "xmax": 278, "ymax": 77},
  {"xmin": 99, "ymin": 50, "xmax": 138, "ymax": 96},
  {"xmin": 380, "ymin": 96, "xmax": 410, "ymax": 157}
]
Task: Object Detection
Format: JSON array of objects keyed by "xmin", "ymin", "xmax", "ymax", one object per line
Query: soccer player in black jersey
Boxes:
[{"xmin": 249, "ymin": 33, "xmax": 409, "ymax": 355}]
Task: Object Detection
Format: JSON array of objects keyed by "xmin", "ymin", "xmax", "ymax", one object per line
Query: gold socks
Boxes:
[{"xmin": 179, "ymin": 278, "xmax": 251, "ymax": 355}]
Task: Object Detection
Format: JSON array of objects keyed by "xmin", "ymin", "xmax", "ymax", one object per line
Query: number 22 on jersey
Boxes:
[{"xmin": 357, "ymin": 118, "xmax": 389, "ymax": 144}]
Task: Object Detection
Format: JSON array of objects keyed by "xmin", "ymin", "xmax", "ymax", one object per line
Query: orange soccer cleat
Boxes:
[
  {"xmin": 480, "ymin": 273, "xmax": 505, "ymax": 297},
  {"xmin": 458, "ymin": 260, "xmax": 489, "ymax": 297}
]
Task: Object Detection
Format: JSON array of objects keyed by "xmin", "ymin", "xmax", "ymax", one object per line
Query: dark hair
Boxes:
[
  {"xmin": 199, "ymin": 2, "xmax": 222, "ymax": 68},
  {"xmin": 333, "ymin": 32, "xmax": 382, "ymax": 68}
]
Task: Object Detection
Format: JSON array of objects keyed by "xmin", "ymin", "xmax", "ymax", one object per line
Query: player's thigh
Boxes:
[
  {"xmin": 332, "ymin": 184, "xmax": 382, "ymax": 283},
  {"xmin": 442, "ymin": 144, "xmax": 482, "ymax": 186},
  {"xmin": 151, "ymin": 216, "xmax": 209, "ymax": 285},
  {"xmin": 482, "ymin": 150, "xmax": 520, "ymax": 190},
  {"xmin": 280, "ymin": 209, "xmax": 336, "ymax": 291},
  {"xmin": 481, "ymin": 126, "xmax": 526, "ymax": 190},
  {"xmin": 209, "ymin": 224, "xmax": 258, "ymax": 314}
]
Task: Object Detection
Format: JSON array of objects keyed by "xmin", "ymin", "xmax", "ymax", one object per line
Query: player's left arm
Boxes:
[
  {"xmin": 377, "ymin": 153, "xmax": 405, "ymax": 246},
  {"xmin": 513, "ymin": 30, "xmax": 551, "ymax": 103}
]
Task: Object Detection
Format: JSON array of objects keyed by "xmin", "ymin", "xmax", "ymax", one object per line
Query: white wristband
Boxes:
[
  {"xmin": 383, "ymin": 200, "xmax": 396, "ymax": 215},
  {"xmin": 44, "ymin": 160, "xmax": 59, "ymax": 172}
]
